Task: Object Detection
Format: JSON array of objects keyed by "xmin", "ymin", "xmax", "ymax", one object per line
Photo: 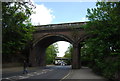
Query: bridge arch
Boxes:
[
  {"xmin": 29, "ymin": 22, "xmax": 88, "ymax": 69},
  {"xmin": 29, "ymin": 34, "xmax": 74, "ymax": 67},
  {"xmin": 33, "ymin": 34, "xmax": 74, "ymax": 48}
]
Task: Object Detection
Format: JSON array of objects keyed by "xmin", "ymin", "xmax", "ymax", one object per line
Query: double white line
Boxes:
[{"xmin": 60, "ymin": 70, "xmax": 73, "ymax": 81}]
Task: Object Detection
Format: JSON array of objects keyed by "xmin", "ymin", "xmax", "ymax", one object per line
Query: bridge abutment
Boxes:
[
  {"xmin": 29, "ymin": 46, "xmax": 46, "ymax": 67},
  {"xmin": 72, "ymin": 43, "xmax": 81, "ymax": 69}
]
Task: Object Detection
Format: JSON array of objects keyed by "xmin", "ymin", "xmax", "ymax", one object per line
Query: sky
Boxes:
[{"xmin": 30, "ymin": 0, "xmax": 96, "ymax": 57}]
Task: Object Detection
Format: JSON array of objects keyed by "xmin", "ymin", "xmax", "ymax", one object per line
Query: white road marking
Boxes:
[
  {"xmin": 59, "ymin": 70, "xmax": 73, "ymax": 81},
  {"xmin": 27, "ymin": 73, "xmax": 34, "ymax": 76},
  {"xmin": 34, "ymin": 72, "xmax": 37, "ymax": 73},
  {"xmin": 3, "ymin": 69, "xmax": 53, "ymax": 80}
]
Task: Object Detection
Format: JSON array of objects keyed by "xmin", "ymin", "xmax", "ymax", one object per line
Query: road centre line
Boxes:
[{"xmin": 60, "ymin": 70, "xmax": 73, "ymax": 81}]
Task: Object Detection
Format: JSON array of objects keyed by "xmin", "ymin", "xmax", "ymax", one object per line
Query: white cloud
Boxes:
[{"xmin": 30, "ymin": 3, "xmax": 55, "ymax": 25}]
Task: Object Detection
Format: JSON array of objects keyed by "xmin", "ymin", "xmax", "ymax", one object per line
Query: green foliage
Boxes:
[
  {"xmin": 81, "ymin": 43, "xmax": 92, "ymax": 66},
  {"xmin": 64, "ymin": 45, "xmax": 72, "ymax": 64},
  {"xmin": 64, "ymin": 45, "xmax": 72, "ymax": 58},
  {"xmin": 46, "ymin": 43, "xmax": 58, "ymax": 64},
  {"xmin": 2, "ymin": 2, "xmax": 35, "ymax": 62},
  {"xmin": 83, "ymin": 2, "xmax": 120, "ymax": 80}
]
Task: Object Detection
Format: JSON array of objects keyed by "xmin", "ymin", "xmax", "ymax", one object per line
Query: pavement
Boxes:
[
  {"xmin": 66, "ymin": 67, "xmax": 105, "ymax": 79},
  {"xmin": 2, "ymin": 66, "xmax": 40, "ymax": 74}
]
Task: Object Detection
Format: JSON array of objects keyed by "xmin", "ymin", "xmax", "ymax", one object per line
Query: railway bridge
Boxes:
[{"xmin": 29, "ymin": 22, "xmax": 89, "ymax": 69}]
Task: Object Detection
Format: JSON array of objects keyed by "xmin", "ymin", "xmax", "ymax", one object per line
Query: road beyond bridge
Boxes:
[{"xmin": 29, "ymin": 22, "xmax": 89, "ymax": 69}]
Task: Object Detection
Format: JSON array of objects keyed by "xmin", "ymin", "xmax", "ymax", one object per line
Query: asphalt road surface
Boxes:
[{"xmin": 2, "ymin": 65, "xmax": 71, "ymax": 81}]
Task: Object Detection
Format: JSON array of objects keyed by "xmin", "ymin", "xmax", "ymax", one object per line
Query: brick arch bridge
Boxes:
[{"xmin": 29, "ymin": 22, "xmax": 89, "ymax": 69}]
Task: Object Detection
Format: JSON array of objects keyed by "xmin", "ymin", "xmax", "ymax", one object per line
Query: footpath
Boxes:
[
  {"xmin": 2, "ymin": 66, "xmax": 40, "ymax": 74},
  {"xmin": 62, "ymin": 67, "xmax": 106, "ymax": 81}
]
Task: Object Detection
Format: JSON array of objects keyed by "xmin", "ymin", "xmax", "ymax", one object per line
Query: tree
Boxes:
[
  {"xmin": 46, "ymin": 43, "xmax": 58, "ymax": 64},
  {"xmin": 64, "ymin": 45, "xmax": 72, "ymax": 58},
  {"xmin": 2, "ymin": 2, "xmax": 35, "ymax": 63},
  {"xmin": 84, "ymin": 2, "xmax": 120, "ymax": 80},
  {"xmin": 64, "ymin": 45, "xmax": 72, "ymax": 64}
]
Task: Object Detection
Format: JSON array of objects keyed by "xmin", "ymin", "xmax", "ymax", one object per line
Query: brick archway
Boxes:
[{"xmin": 29, "ymin": 22, "xmax": 89, "ymax": 69}]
